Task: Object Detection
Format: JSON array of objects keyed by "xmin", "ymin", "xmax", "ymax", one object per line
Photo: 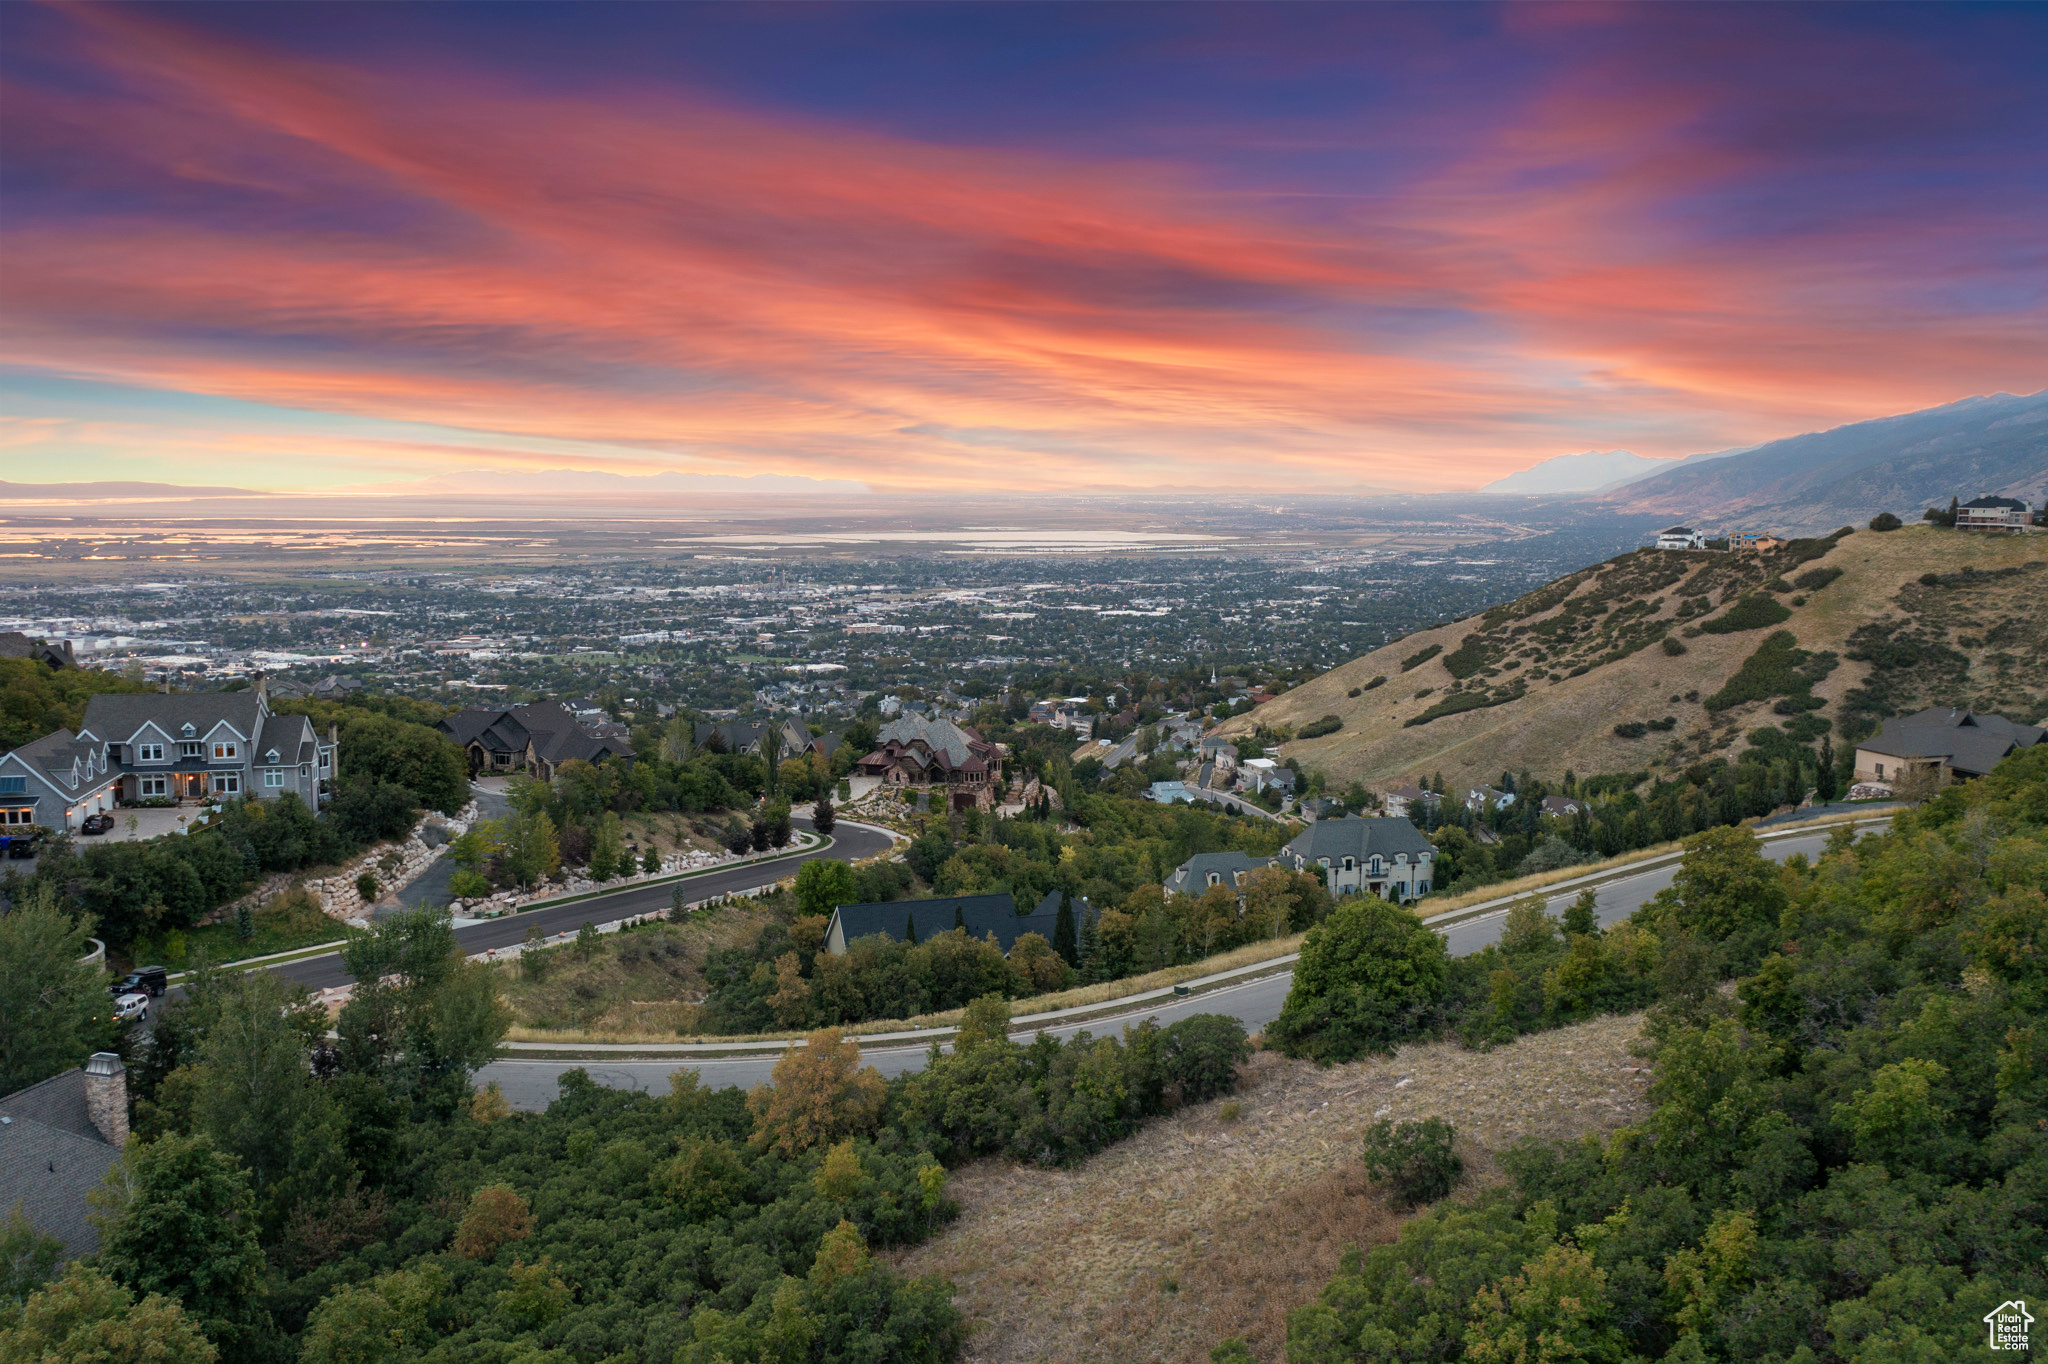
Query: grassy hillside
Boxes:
[{"xmin": 1226, "ymin": 523, "xmax": 2046, "ymax": 791}]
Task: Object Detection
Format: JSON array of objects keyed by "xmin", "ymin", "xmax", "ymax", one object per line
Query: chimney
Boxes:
[{"xmin": 83, "ymin": 1052, "xmax": 128, "ymax": 1147}]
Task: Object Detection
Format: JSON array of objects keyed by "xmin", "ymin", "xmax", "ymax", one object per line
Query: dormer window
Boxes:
[
  {"xmin": 265, "ymin": 749, "xmax": 280, "ymax": 763},
  {"xmin": 137, "ymin": 743, "xmax": 165, "ymax": 763},
  {"xmin": 1207, "ymin": 872, "xmax": 1221, "ymax": 886},
  {"xmin": 1343, "ymin": 856, "xmax": 1355, "ymax": 871},
  {"xmin": 213, "ymin": 741, "xmax": 238, "ymax": 760},
  {"xmin": 181, "ymin": 723, "xmax": 195, "ymax": 736}
]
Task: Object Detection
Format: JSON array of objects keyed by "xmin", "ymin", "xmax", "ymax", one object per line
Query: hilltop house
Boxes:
[
  {"xmin": 1854, "ymin": 707, "xmax": 2044, "ymax": 786},
  {"xmin": 1381, "ymin": 783, "xmax": 1439, "ymax": 818},
  {"xmin": 1278, "ymin": 815, "xmax": 1434, "ymax": 900},
  {"xmin": 1730, "ymin": 531, "xmax": 1783, "ymax": 552},
  {"xmin": 694, "ymin": 716, "xmax": 815, "ymax": 761},
  {"xmin": 78, "ymin": 688, "xmax": 333, "ymax": 812},
  {"xmin": 0, "ymin": 633, "xmax": 74, "ymax": 668},
  {"xmin": 439, "ymin": 701, "xmax": 631, "ymax": 780},
  {"xmin": 1164, "ymin": 850, "xmax": 1275, "ymax": 897},
  {"xmin": 854, "ymin": 715, "xmax": 1003, "ymax": 810},
  {"xmin": 1466, "ymin": 785, "xmax": 1516, "ymax": 814},
  {"xmin": 1656, "ymin": 526, "xmax": 1708, "ymax": 550},
  {"xmin": 1541, "ymin": 795, "xmax": 1588, "ymax": 819},
  {"xmin": 1956, "ymin": 495, "xmax": 2029, "ymax": 532},
  {"xmin": 0, "ymin": 1054, "xmax": 129, "ymax": 1262}
]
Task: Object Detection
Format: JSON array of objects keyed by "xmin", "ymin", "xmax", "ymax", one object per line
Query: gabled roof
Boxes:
[
  {"xmin": 1283, "ymin": 815, "xmax": 1433, "ymax": 864},
  {"xmin": 444, "ymin": 701, "xmax": 632, "ymax": 764},
  {"xmin": 1862, "ymin": 707, "xmax": 2044, "ymax": 776},
  {"xmin": 1165, "ymin": 851, "xmax": 1274, "ymax": 896},
  {"xmin": 874, "ymin": 715, "xmax": 985, "ymax": 767},
  {"xmin": 80, "ymin": 691, "xmax": 264, "ymax": 744},
  {"xmin": 1960, "ymin": 495, "xmax": 2027, "ymax": 511},
  {"xmin": 1, "ymin": 729, "xmax": 107, "ymax": 792},
  {"xmin": 829, "ymin": 891, "xmax": 1062, "ymax": 955}
]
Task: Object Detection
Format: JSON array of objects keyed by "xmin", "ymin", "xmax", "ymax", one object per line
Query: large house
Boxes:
[
  {"xmin": 1956, "ymin": 495, "xmax": 2030, "ymax": 532},
  {"xmin": 79, "ymin": 688, "xmax": 333, "ymax": 812},
  {"xmin": 854, "ymin": 715, "xmax": 1003, "ymax": 810},
  {"xmin": 1380, "ymin": 783, "xmax": 1439, "ymax": 818},
  {"xmin": 1854, "ymin": 707, "xmax": 2044, "ymax": 786},
  {"xmin": 0, "ymin": 1054, "xmax": 129, "ymax": 1262},
  {"xmin": 695, "ymin": 716, "xmax": 841, "ymax": 765},
  {"xmin": 1656, "ymin": 526, "xmax": 1708, "ymax": 550},
  {"xmin": 1164, "ymin": 850, "xmax": 1275, "ymax": 897},
  {"xmin": 1277, "ymin": 815, "xmax": 1435, "ymax": 900},
  {"xmin": 0, "ymin": 729, "xmax": 116, "ymax": 833},
  {"xmin": 823, "ymin": 890, "xmax": 1065, "ymax": 955},
  {"xmin": 440, "ymin": 701, "xmax": 632, "ymax": 780}
]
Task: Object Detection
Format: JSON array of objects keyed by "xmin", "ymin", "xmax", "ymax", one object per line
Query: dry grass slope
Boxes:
[
  {"xmin": 1224, "ymin": 524, "xmax": 2046, "ymax": 792},
  {"xmin": 891, "ymin": 1011, "xmax": 1653, "ymax": 1364}
]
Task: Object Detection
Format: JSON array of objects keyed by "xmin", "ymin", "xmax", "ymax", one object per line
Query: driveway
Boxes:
[{"xmin": 393, "ymin": 780, "xmax": 511, "ymax": 913}]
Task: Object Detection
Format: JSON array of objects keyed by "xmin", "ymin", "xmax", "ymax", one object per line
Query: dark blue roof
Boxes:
[{"xmin": 830, "ymin": 891, "xmax": 1066, "ymax": 954}]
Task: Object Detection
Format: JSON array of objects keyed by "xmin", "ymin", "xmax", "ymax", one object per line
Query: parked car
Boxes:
[
  {"xmin": 4, "ymin": 830, "xmax": 42, "ymax": 859},
  {"xmin": 80, "ymin": 813, "xmax": 115, "ymax": 835},
  {"xmin": 110, "ymin": 966, "xmax": 170, "ymax": 998},
  {"xmin": 114, "ymin": 992, "xmax": 150, "ymax": 1022}
]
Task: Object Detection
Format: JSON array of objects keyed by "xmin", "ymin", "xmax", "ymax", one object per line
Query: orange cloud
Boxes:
[{"xmin": 3, "ymin": 4, "xmax": 2041, "ymax": 492}]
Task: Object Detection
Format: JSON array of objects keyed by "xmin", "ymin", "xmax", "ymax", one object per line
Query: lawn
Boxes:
[{"xmin": 128, "ymin": 887, "xmax": 353, "ymax": 971}]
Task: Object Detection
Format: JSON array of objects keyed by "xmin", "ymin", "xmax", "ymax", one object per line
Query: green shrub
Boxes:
[
  {"xmin": 1869, "ymin": 511, "xmax": 1902, "ymax": 531},
  {"xmin": 1363, "ymin": 675, "xmax": 1386, "ymax": 691},
  {"xmin": 1703, "ymin": 630, "xmax": 1831, "ymax": 713},
  {"xmin": 1698, "ymin": 593, "xmax": 1793, "ymax": 634},
  {"xmin": 1297, "ymin": 714, "xmax": 1344, "ymax": 740},
  {"xmin": 1661, "ymin": 636, "xmax": 1687, "ymax": 656},
  {"xmin": 1269, "ymin": 898, "xmax": 1449, "ymax": 1062},
  {"xmin": 1401, "ymin": 643, "xmax": 1442, "ymax": 671},
  {"xmin": 354, "ymin": 871, "xmax": 378, "ymax": 902},
  {"xmin": 1361, "ymin": 1117, "xmax": 1463, "ymax": 1208},
  {"xmin": 1613, "ymin": 721, "xmax": 1648, "ymax": 739},
  {"xmin": 1792, "ymin": 565, "xmax": 1842, "ymax": 591}
]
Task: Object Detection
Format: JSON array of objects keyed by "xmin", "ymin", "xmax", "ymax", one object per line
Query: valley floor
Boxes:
[{"xmin": 890, "ymin": 1011, "xmax": 1653, "ymax": 1364}]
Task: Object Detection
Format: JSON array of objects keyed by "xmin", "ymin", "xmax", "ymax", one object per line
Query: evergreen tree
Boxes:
[
  {"xmin": 1078, "ymin": 906, "xmax": 1101, "ymax": 979},
  {"xmin": 1053, "ymin": 891, "xmax": 1079, "ymax": 966},
  {"xmin": 904, "ymin": 912, "xmax": 918, "ymax": 946},
  {"xmin": 812, "ymin": 796, "xmax": 836, "ymax": 837},
  {"xmin": 1816, "ymin": 736, "xmax": 1838, "ymax": 801},
  {"xmin": 953, "ymin": 905, "xmax": 966, "ymax": 931}
]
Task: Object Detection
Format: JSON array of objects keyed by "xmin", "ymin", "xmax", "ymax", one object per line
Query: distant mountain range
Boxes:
[
  {"xmin": 1480, "ymin": 447, "xmax": 1747, "ymax": 495},
  {"xmin": 1594, "ymin": 391, "xmax": 2048, "ymax": 532},
  {"xmin": 1479, "ymin": 390, "xmax": 2047, "ymax": 531}
]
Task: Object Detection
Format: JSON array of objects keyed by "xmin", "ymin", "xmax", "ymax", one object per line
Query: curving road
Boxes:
[
  {"xmin": 476, "ymin": 822, "xmax": 1865, "ymax": 1110},
  {"xmin": 261, "ymin": 816, "xmax": 895, "ymax": 995}
]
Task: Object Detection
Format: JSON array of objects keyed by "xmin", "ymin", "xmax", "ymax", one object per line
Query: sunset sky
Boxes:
[{"xmin": 3, "ymin": 2, "xmax": 2044, "ymax": 494}]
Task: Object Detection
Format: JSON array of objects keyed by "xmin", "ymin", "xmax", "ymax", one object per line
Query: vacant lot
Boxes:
[{"xmin": 891, "ymin": 1010, "xmax": 1653, "ymax": 1364}]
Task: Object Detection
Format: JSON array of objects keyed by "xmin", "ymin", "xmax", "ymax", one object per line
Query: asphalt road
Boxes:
[
  {"xmin": 262, "ymin": 817, "xmax": 895, "ymax": 995},
  {"xmin": 475, "ymin": 823, "xmax": 1855, "ymax": 1110}
]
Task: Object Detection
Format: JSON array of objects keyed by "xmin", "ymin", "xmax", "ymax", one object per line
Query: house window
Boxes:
[
  {"xmin": 1207, "ymin": 872, "xmax": 1221, "ymax": 886},
  {"xmin": 1875, "ymin": 762, "xmax": 1885, "ymax": 778},
  {"xmin": 1343, "ymin": 856, "xmax": 1356, "ymax": 871},
  {"xmin": 264, "ymin": 770, "xmax": 286, "ymax": 788},
  {"xmin": 2, "ymin": 808, "xmax": 33, "ymax": 825},
  {"xmin": 212, "ymin": 742, "xmax": 238, "ymax": 760},
  {"xmin": 179, "ymin": 741, "xmax": 203, "ymax": 758},
  {"xmin": 0, "ymin": 777, "xmax": 23, "ymax": 794},
  {"xmin": 139, "ymin": 776, "xmax": 168, "ymax": 797},
  {"xmin": 137, "ymin": 743, "xmax": 165, "ymax": 762},
  {"xmin": 319, "ymin": 751, "xmax": 331, "ymax": 771},
  {"xmin": 213, "ymin": 773, "xmax": 241, "ymax": 795}
]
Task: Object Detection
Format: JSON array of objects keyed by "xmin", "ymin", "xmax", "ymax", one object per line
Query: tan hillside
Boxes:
[
  {"xmin": 1221, "ymin": 523, "xmax": 2046, "ymax": 792},
  {"xmin": 890, "ymin": 1011, "xmax": 1653, "ymax": 1364}
]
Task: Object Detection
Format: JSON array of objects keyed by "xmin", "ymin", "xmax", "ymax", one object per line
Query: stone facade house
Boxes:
[
  {"xmin": 854, "ymin": 715, "xmax": 1003, "ymax": 810},
  {"xmin": 439, "ymin": 701, "xmax": 631, "ymax": 780}
]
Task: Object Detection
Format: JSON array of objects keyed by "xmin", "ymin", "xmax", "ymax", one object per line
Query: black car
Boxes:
[
  {"xmin": 80, "ymin": 813, "xmax": 115, "ymax": 835},
  {"xmin": 110, "ymin": 966, "xmax": 170, "ymax": 998},
  {"xmin": 4, "ymin": 830, "xmax": 42, "ymax": 859}
]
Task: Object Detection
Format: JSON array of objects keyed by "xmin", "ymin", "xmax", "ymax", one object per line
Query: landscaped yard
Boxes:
[{"xmin": 127, "ymin": 887, "xmax": 353, "ymax": 971}]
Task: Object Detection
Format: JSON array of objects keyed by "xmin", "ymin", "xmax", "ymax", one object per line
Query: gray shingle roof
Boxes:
[
  {"xmin": 1862, "ymin": 707, "xmax": 2044, "ymax": 777},
  {"xmin": 1283, "ymin": 815, "xmax": 1433, "ymax": 865},
  {"xmin": 875, "ymin": 715, "xmax": 978, "ymax": 767},
  {"xmin": 80, "ymin": 691, "xmax": 264, "ymax": 743},
  {"xmin": 0, "ymin": 1070, "xmax": 119, "ymax": 1263},
  {"xmin": 1165, "ymin": 851, "xmax": 1274, "ymax": 896},
  {"xmin": 4, "ymin": 729, "xmax": 105, "ymax": 791}
]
